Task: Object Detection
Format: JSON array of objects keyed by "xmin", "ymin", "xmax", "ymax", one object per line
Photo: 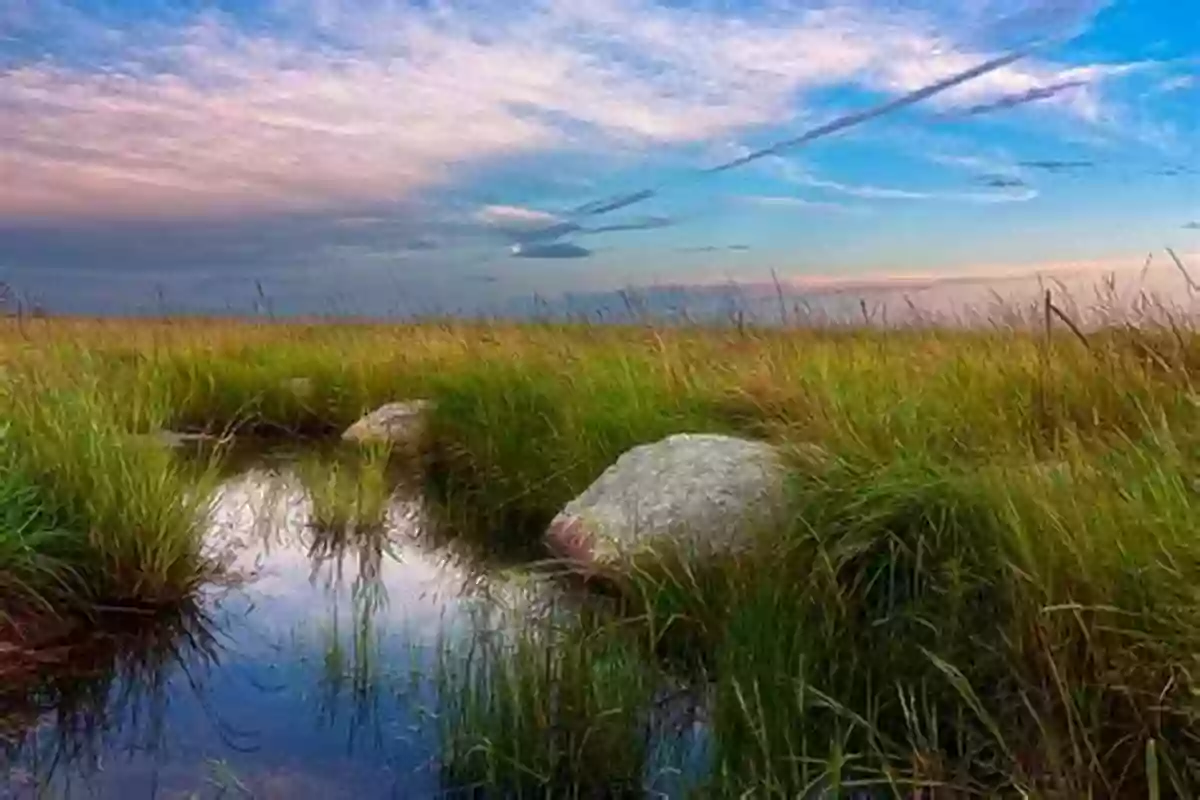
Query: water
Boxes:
[{"xmin": 0, "ymin": 457, "xmax": 597, "ymax": 799}]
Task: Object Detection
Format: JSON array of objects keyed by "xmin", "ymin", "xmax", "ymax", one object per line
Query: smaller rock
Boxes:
[{"xmin": 342, "ymin": 400, "xmax": 433, "ymax": 448}]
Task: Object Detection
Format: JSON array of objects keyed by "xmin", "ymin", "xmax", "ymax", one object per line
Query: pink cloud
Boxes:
[
  {"xmin": 0, "ymin": 0, "xmax": 1141, "ymax": 221},
  {"xmin": 473, "ymin": 205, "xmax": 563, "ymax": 229}
]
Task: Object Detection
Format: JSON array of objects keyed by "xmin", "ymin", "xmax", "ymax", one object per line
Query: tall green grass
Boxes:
[
  {"xmin": 296, "ymin": 443, "xmax": 397, "ymax": 536},
  {"xmin": 0, "ymin": 450, "xmax": 80, "ymax": 626},
  {"xmin": 0, "ymin": 362, "xmax": 219, "ymax": 614},
  {"xmin": 434, "ymin": 608, "xmax": 665, "ymax": 797}
]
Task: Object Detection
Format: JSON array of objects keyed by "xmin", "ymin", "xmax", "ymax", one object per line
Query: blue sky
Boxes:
[{"xmin": 0, "ymin": 0, "xmax": 1196, "ymax": 315}]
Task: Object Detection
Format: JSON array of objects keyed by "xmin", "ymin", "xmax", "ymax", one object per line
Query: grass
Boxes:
[
  {"xmin": 0, "ymin": 271, "xmax": 1197, "ymax": 796},
  {"xmin": 0, "ymin": 361, "xmax": 221, "ymax": 631},
  {"xmin": 296, "ymin": 442, "xmax": 398, "ymax": 536},
  {"xmin": 434, "ymin": 610, "xmax": 664, "ymax": 797}
]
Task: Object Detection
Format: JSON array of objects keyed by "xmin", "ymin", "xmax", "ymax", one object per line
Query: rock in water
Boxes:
[
  {"xmin": 342, "ymin": 400, "xmax": 433, "ymax": 447},
  {"xmin": 545, "ymin": 433, "xmax": 791, "ymax": 570}
]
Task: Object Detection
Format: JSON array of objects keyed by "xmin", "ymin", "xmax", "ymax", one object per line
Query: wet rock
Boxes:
[
  {"xmin": 545, "ymin": 433, "xmax": 792, "ymax": 570},
  {"xmin": 342, "ymin": 400, "xmax": 433, "ymax": 448}
]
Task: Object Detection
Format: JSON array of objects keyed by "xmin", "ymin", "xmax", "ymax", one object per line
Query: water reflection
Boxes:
[
  {"xmin": 2, "ymin": 606, "xmax": 226, "ymax": 798},
  {"xmin": 2, "ymin": 459, "xmax": 555, "ymax": 799}
]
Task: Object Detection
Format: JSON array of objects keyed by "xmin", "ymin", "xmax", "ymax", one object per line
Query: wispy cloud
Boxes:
[
  {"xmin": 1158, "ymin": 74, "xmax": 1196, "ymax": 93},
  {"xmin": 510, "ymin": 242, "xmax": 592, "ymax": 259},
  {"xmin": 798, "ymin": 176, "xmax": 936, "ymax": 201},
  {"xmin": 737, "ymin": 195, "xmax": 856, "ymax": 212},
  {"xmin": 1154, "ymin": 166, "xmax": 1197, "ymax": 177},
  {"xmin": 588, "ymin": 216, "xmax": 675, "ymax": 234},
  {"xmin": 473, "ymin": 202, "xmax": 673, "ymax": 244},
  {"xmin": 925, "ymin": 149, "xmax": 1027, "ymax": 178},
  {"xmin": 0, "ymin": 0, "xmax": 1133, "ymax": 221},
  {"xmin": 1184, "ymin": 222, "xmax": 1200, "ymax": 231},
  {"xmin": 755, "ymin": 153, "xmax": 1038, "ymax": 204},
  {"xmin": 974, "ymin": 174, "xmax": 1029, "ymax": 188},
  {"xmin": 1018, "ymin": 159, "xmax": 1096, "ymax": 171},
  {"xmin": 837, "ymin": 176, "xmax": 1037, "ymax": 203},
  {"xmin": 676, "ymin": 244, "xmax": 752, "ymax": 253},
  {"xmin": 474, "ymin": 205, "xmax": 563, "ymax": 231}
]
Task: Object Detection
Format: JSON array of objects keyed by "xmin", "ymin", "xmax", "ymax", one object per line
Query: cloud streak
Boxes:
[
  {"xmin": 510, "ymin": 242, "xmax": 592, "ymax": 259},
  {"xmin": 759, "ymin": 156, "xmax": 1038, "ymax": 204},
  {"xmin": 677, "ymin": 244, "xmax": 753, "ymax": 253},
  {"xmin": 0, "ymin": 0, "xmax": 1136, "ymax": 222},
  {"xmin": 1018, "ymin": 159, "xmax": 1096, "ymax": 171},
  {"xmin": 738, "ymin": 195, "xmax": 855, "ymax": 212},
  {"xmin": 587, "ymin": 216, "xmax": 675, "ymax": 235},
  {"xmin": 950, "ymin": 78, "xmax": 1088, "ymax": 117},
  {"xmin": 975, "ymin": 174, "xmax": 1029, "ymax": 188}
]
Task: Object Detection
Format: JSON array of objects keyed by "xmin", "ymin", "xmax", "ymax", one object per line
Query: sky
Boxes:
[{"xmin": 0, "ymin": 0, "xmax": 1196, "ymax": 317}]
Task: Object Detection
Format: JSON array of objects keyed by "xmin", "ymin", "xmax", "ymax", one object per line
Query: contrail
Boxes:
[
  {"xmin": 551, "ymin": 44, "xmax": 1040, "ymax": 233},
  {"xmin": 703, "ymin": 47, "xmax": 1035, "ymax": 175},
  {"xmin": 949, "ymin": 78, "xmax": 1087, "ymax": 117},
  {"xmin": 569, "ymin": 190, "xmax": 658, "ymax": 217}
]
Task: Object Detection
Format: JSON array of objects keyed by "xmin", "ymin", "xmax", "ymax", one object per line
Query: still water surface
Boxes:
[{"xmin": 1, "ymin": 456, "xmax": 584, "ymax": 799}]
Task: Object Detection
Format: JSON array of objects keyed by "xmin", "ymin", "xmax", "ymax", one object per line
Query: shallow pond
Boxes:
[{"xmin": 1, "ymin": 452, "xmax": 705, "ymax": 798}]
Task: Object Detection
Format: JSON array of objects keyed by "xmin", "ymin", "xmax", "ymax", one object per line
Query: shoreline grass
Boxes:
[
  {"xmin": 0, "ymin": 367, "xmax": 221, "ymax": 627},
  {"xmin": 0, "ymin": 276, "xmax": 1197, "ymax": 796}
]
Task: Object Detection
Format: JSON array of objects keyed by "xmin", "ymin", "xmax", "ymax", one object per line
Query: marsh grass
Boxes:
[
  {"xmin": 0, "ymin": 458, "xmax": 81, "ymax": 625},
  {"xmin": 0, "ymin": 365, "xmax": 222, "ymax": 615},
  {"xmin": 0, "ymin": 267, "xmax": 1198, "ymax": 795},
  {"xmin": 434, "ymin": 607, "xmax": 668, "ymax": 798},
  {"xmin": 297, "ymin": 442, "xmax": 397, "ymax": 536}
]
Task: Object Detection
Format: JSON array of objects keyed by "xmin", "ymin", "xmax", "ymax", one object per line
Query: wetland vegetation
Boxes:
[{"xmin": 1, "ymin": 278, "xmax": 1199, "ymax": 797}]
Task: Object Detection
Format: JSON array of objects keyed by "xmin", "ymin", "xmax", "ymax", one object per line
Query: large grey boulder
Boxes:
[
  {"xmin": 544, "ymin": 433, "xmax": 794, "ymax": 570},
  {"xmin": 342, "ymin": 400, "xmax": 433, "ymax": 448}
]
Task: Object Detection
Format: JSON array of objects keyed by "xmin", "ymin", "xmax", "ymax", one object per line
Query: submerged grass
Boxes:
[
  {"xmin": 0, "ymin": 273, "xmax": 1198, "ymax": 795},
  {"xmin": 434, "ymin": 611, "xmax": 664, "ymax": 797},
  {"xmin": 296, "ymin": 442, "xmax": 397, "ymax": 536}
]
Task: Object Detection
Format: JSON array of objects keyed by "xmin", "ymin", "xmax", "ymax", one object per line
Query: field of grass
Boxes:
[{"xmin": 0, "ymin": 283, "xmax": 1197, "ymax": 796}]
